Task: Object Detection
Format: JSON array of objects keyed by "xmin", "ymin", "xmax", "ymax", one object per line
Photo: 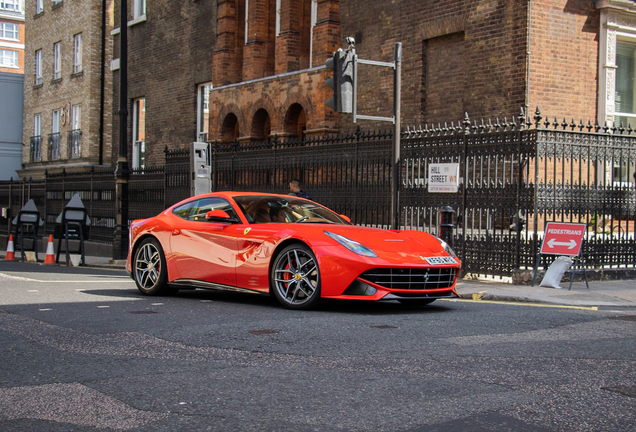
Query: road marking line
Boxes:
[
  {"xmin": 0, "ymin": 273, "xmax": 133, "ymax": 283},
  {"xmin": 441, "ymin": 298, "xmax": 598, "ymax": 311},
  {"xmin": 151, "ymin": 303, "xmax": 164, "ymax": 306},
  {"xmin": 28, "ymin": 290, "xmax": 39, "ymax": 293},
  {"xmin": 97, "ymin": 306, "xmax": 110, "ymax": 308},
  {"xmin": 39, "ymin": 308, "xmax": 52, "ymax": 311}
]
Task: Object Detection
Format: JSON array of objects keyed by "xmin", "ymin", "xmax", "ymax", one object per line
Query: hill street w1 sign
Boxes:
[
  {"xmin": 540, "ymin": 222, "xmax": 586, "ymax": 256},
  {"xmin": 428, "ymin": 163, "xmax": 459, "ymax": 193}
]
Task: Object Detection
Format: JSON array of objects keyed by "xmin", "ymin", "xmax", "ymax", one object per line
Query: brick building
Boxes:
[
  {"xmin": 205, "ymin": 0, "xmax": 636, "ymax": 141},
  {"xmin": 21, "ymin": 0, "xmax": 115, "ymax": 179},
  {"xmin": 110, "ymin": 0, "xmax": 217, "ymax": 169},
  {"xmin": 0, "ymin": 0, "xmax": 24, "ymax": 74}
]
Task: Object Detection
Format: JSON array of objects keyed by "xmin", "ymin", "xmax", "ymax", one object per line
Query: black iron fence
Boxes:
[{"xmin": 2, "ymin": 108, "xmax": 635, "ymax": 276}]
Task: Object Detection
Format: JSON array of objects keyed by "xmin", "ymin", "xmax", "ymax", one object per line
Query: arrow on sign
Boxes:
[{"xmin": 547, "ymin": 238, "xmax": 577, "ymax": 249}]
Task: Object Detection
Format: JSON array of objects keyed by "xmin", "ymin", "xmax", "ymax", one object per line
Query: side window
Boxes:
[
  {"xmin": 189, "ymin": 198, "xmax": 239, "ymax": 222},
  {"xmin": 172, "ymin": 200, "xmax": 198, "ymax": 219}
]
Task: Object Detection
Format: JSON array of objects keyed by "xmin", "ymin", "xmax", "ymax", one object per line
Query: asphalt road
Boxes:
[{"xmin": 0, "ymin": 261, "xmax": 635, "ymax": 432}]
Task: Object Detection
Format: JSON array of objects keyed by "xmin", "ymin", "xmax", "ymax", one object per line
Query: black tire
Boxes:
[
  {"xmin": 270, "ymin": 244, "xmax": 321, "ymax": 309},
  {"xmin": 133, "ymin": 237, "xmax": 171, "ymax": 296},
  {"xmin": 397, "ymin": 299, "xmax": 436, "ymax": 306}
]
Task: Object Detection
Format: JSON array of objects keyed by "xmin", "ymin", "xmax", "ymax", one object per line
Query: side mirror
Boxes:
[
  {"xmin": 206, "ymin": 209, "xmax": 231, "ymax": 222},
  {"xmin": 339, "ymin": 214, "xmax": 351, "ymax": 223}
]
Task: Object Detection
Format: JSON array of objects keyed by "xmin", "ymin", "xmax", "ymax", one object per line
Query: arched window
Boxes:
[
  {"xmin": 284, "ymin": 103, "xmax": 306, "ymax": 140},
  {"xmin": 251, "ymin": 109, "xmax": 271, "ymax": 141},
  {"xmin": 221, "ymin": 113, "xmax": 240, "ymax": 144}
]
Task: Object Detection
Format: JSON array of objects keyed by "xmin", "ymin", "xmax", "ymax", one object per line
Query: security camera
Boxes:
[{"xmin": 346, "ymin": 36, "xmax": 355, "ymax": 46}]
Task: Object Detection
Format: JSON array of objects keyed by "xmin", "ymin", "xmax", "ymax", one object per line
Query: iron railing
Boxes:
[
  {"xmin": 2, "ymin": 108, "xmax": 635, "ymax": 276},
  {"xmin": 68, "ymin": 129, "xmax": 81, "ymax": 158},
  {"xmin": 48, "ymin": 133, "xmax": 60, "ymax": 160},
  {"xmin": 30, "ymin": 136, "xmax": 41, "ymax": 162}
]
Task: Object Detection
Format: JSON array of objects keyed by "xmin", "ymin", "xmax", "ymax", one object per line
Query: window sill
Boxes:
[
  {"xmin": 128, "ymin": 14, "xmax": 146, "ymax": 27},
  {"xmin": 52, "ymin": 1, "xmax": 63, "ymax": 10},
  {"xmin": 34, "ymin": 11, "xmax": 44, "ymax": 19},
  {"xmin": 51, "ymin": 77, "xmax": 62, "ymax": 84},
  {"xmin": 71, "ymin": 70, "xmax": 83, "ymax": 78},
  {"xmin": 33, "ymin": 83, "xmax": 43, "ymax": 90}
]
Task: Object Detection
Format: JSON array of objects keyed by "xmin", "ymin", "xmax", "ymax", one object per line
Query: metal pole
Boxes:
[
  {"xmin": 113, "ymin": 0, "xmax": 129, "ymax": 260},
  {"xmin": 391, "ymin": 42, "xmax": 402, "ymax": 230}
]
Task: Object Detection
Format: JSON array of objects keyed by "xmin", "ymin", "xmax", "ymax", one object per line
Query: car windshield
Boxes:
[{"xmin": 233, "ymin": 195, "xmax": 351, "ymax": 225}]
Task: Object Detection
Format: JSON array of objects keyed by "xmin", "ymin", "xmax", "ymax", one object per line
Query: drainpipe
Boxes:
[{"xmin": 99, "ymin": 0, "xmax": 106, "ymax": 166}]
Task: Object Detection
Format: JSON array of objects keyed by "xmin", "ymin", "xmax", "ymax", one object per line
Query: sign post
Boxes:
[{"xmin": 532, "ymin": 222, "xmax": 588, "ymax": 288}]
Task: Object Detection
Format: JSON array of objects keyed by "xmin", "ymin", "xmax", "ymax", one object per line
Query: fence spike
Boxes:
[
  {"xmin": 628, "ymin": 123, "xmax": 633, "ymax": 135},
  {"xmin": 603, "ymin": 121, "xmax": 609, "ymax": 133},
  {"xmin": 570, "ymin": 118, "xmax": 576, "ymax": 130}
]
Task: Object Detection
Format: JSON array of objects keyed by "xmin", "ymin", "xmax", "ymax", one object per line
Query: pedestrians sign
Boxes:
[{"xmin": 540, "ymin": 222, "xmax": 586, "ymax": 256}]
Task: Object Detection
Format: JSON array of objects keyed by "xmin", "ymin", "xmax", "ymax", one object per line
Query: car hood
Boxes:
[{"xmin": 318, "ymin": 225, "xmax": 448, "ymax": 258}]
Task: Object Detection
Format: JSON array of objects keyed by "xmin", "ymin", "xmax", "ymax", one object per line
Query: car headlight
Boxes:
[
  {"xmin": 434, "ymin": 236, "xmax": 457, "ymax": 258},
  {"xmin": 324, "ymin": 231, "xmax": 377, "ymax": 257}
]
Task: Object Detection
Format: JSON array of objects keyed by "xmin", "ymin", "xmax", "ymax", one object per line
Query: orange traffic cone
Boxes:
[
  {"xmin": 4, "ymin": 234, "xmax": 15, "ymax": 261},
  {"xmin": 44, "ymin": 235, "xmax": 56, "ymax": 264}
]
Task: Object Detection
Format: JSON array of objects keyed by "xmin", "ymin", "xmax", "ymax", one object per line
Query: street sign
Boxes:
[
  {"xmin": 540, "ymin": 222, "xmax": 586, "ymax": 256},
  {"xmin": 428, "ymin": 163, "xmax": 459, "ymax": 193}
]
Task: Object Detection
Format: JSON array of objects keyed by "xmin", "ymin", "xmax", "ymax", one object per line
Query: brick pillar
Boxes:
[
  {"xmin": 311, "ymin": 0, "xmax": 340, "ymax": 68},
  {"xmin": 275, "ymin": 0, "xmax": 311, "ymax": 74},
  {"xmin": 243, "ymin": 0, "xmax": 275, "ymax": 80},
  {"xmin": 308, "ymin": 0, "xmax": 340, "ymax": 134},
  {"xmin": 213, "ymin": 0, "xmax": 244, "ymax": 86}
]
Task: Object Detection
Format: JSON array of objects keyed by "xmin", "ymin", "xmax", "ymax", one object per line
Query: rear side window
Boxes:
[{"xmin": 172, "ymin": 197, "xmax": 239, "ymax": 222}]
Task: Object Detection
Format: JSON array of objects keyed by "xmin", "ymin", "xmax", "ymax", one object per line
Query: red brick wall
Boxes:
[{"xmin": 527, "ymin": 0, "xmax": 599, "ymax": 122}]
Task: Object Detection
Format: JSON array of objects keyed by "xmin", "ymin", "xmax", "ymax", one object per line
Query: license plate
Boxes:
[{"xmin": 425, "ymin": 256, "xmax": 456, "ymax": 265}]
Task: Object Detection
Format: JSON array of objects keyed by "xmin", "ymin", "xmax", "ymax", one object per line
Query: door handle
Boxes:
[{"xmin": 172, "ymin": 229, "xmax": 181, "ymax": 235}]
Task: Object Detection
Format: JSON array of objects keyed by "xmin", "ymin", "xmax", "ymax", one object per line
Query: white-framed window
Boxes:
[
  {"xmin": 598, "ymin": 5, "xmax": 636, "ymax": 127},
  {"xmin": 35, "ymin": 49, "xmax": 42, "ymax": 84},
  {"xmin": 132, "ymin": 98, "xmax": 146, "ymax": 170},
  {"xmin": 0, "ymin": 22, "xmax": 18, "ymax": 40},
  {"xmin": 309, "ymin": 0, "xmax": 317, "ymax": 68},
  {"xmin": 197, "ymin": 83, "xmax": 212, "ymax": 142},
  {"xmin": 69, "ymin": 104, "xmax": 81, "ymax": 158},
  {"xmin": 34, "ymin": 113, "xmax": 41, "ymax": 137},
  {"xmin": 53, "ymin": 41, "xmax": 61, "ymax": 79},
  {"xmin": 0, "ymin": 49, "xmax": 17, "ymax": 68},
  {"xmin": 275, "ymin": 0, "xmax": 281, "ymax": 37},
  {"xmin": 0, "ymin": 0, "xmax": 20, "ymax": 12},
  {"xmin": 36, "ymin": 0, "xmax": 43, "ymax": 14},
  {"xmin": 133, "ymin": 0, "xmax": 145, "ymax": 19},
  {"xmin": 50, "ymin": 109, "xmax": 61, "ymax": 160},
  {"xmin": 245, "ymin": 0, "xmax": 249, "ymax": 44},
  {"xmin": 71, "ymin": 104, "xmax": 80, "ymax": 130},
  {"xmin": 73, "ymin": 33, "xmax": 81, "ymax": 73},
  {"xmin": 31, "ymin": 113, "xmax": 42, "ymax": 162}
]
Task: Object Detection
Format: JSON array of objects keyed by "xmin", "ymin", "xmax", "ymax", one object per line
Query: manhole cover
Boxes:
[
  {"xmin": 608, "ymin": 315, "xmax": 636, "ymax": 322},
  {"xmin": 601, "ymin": 386, "xmax": 636, "ymax": 398},
  {"xmin": 249, "ymin": 329, "xmax": 279, "ymax": 335},
  {"xmin": 371, "ymin": 325, "xmax": 398, "ymax": 329},
  {"xmin": 129, "ymin": 311, "xmax": 158, "ymax": 314}
]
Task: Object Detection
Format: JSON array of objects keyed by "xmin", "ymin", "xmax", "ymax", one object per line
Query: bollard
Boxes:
[{"xmin": 437, "ymin": 205, "xmax": 456, "ymax": 248}]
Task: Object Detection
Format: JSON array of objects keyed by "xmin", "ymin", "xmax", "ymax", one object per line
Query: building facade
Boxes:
[
  {"xmin": 203, "ymin": 0, "xmax": 636, "ymax": 141},
  {"xmin": 110, "ymin": 0, "xmax": 217, "ymax": 169},
  {"xmin": 0, "ymin": 0, "xmax": 24, "ymax": 180},
  {"xmin": 20, "ymin": 0, "xmax": 114, "ymax": 179},
  {"xmin": 0, "ymin": 0, "xmax": 24, "ymax": 74}
]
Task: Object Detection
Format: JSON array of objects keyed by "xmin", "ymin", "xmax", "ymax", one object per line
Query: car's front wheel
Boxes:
[
  {"xmin": 133, "ymin": 237, "xmax": 171, "ymax": 296},
  {"xmin": 271, "ymin": 244, "xmax": 321, "ymax": 309}
]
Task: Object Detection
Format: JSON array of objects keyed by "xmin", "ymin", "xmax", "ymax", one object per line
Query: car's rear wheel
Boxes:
[
  {"xmin": 133, "ymin": 238, "xmax": 172, "ymax": 296},
  {"xmin": 271, "ymin": 244, "xmax": 321, "ymax": 309},
  {"xmin": 397, "ymin": 299, "xmax": 436, "ymax": 306}
]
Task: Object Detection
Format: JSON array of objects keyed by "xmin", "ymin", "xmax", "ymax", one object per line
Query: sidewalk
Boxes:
[{"xmin": 2, "ymin": 252, "xmax": 635, "ymax": 307}]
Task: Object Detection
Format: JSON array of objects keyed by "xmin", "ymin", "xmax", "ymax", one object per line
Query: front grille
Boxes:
[{"xmin": 360, "ymin": 267, "xmax": 457, "ymax": 290}]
